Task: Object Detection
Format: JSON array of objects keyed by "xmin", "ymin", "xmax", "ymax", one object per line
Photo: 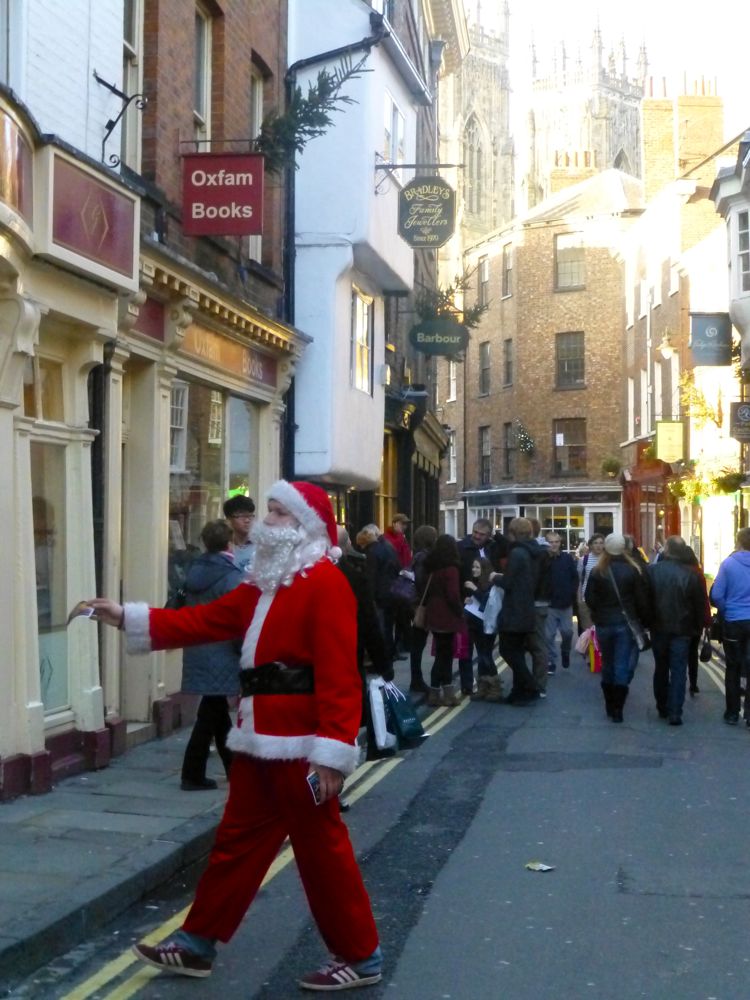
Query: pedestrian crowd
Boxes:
[{"xmin": 83, "ymin": 489, "xmax": 747, "ymax": 993}]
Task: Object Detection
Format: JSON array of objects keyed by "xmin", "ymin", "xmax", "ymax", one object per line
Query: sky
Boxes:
[{"xmin": 468, "ymin": 1, "xmax": 748, "ymax": 142}]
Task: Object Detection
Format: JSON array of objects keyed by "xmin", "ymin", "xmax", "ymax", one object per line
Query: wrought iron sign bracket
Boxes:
[
  {"xmin": 374, "ymin": 158, "xmax": 463, "ymax": 194},
  {"xmin": 93, "ymin": 69, "xmax": 147, "ymax": 168}
]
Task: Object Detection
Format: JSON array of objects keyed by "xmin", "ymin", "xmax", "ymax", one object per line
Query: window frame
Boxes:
[
  {"xmin": 555, "ymin": 330, "xmax": 585, "ymax": 389},
  {"xmin": 0, "ymin": 0, "xmax": 10, "ymax": 85},
  {"xmin": 446, "ymin": 430, "xmax": 457, "ymax": 483},
  {"xmin": 447, "ymin": 359, "xmax": 457, "ymax": 402},
  {"xmin": 502, "ymin": 242, "xmax": 513, "ymax": 297},
  {"xmin": 383, "ymin": 91, "xmax": 405, "ymax": 171},
  {"xmin": 552, "ymin": 418, "xmax": 587, "ymax": 477},
  {"xmin": 738, "ymin": 209, "xmax": 750, "ymax": 294},
  {"xmin": 478, "ymin": 256, "xmax": 490, "ymax": 306},
  {"xmin": 502, "ymin": 338, "xmax": 513, "ymax": 387},
  {"xmin": 351, "ymin": 287, "xmax": 374, "ymax": 395},
  {"xmin": 478, "ymin": 340, "xmax": 490, "ymax": 396},
  {"xmin": 169, "ymin": 381, "xmax": 189, "ymax": 472},
  {"xmin": 479, "ymin": 425, "xmax": 491, "ymax": 485},
  {"xmin": 554, "ymin": 232, "xmax": 585, "ymax": 291},
  {"xmin": 193, "ymin": 4, "xmax": 212, "ymax": 144},
  {"xmin": 502, "ymin": 421, "xmax": 515, "ymax": 477},
  {"xmin": 121, "ymin": 0, "xmax": 143, "ymax": 170}
]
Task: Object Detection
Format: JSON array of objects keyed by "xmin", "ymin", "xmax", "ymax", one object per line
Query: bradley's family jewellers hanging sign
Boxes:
[
  {"xmin": 398, "ymin": 176, "xmax": 455, "ymax": 249},
  {"xmin": 182, "ymin": 153, "xmax": 264, "ymax": 236}
]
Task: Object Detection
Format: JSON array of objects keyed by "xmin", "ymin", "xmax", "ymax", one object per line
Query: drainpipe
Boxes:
[{"xmin": 281, "ymin": 16, "xmax": 389, "ymax": 479}]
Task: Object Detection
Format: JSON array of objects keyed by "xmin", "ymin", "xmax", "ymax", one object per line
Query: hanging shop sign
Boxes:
[
  {"xmin": 182, "ymin": 152, "xmax": 264, "ymax": 236},
  {"xmin": 730, "ymin": 402, "xmax": 750, "ymax": 443},
  {"xmin": 398, "ymin": 176, "xmax": 455, "ymax": 249},
  {"xmin": 655, "ymin": 420, "xmax": 684, "ymax": 462},
  {"xmin": 409, "ymin": 317, "xmax": 468, "ymax": 356},
  {"xmin": 689, "ymin": 312, "xmax": 732, "ymax": 366}
]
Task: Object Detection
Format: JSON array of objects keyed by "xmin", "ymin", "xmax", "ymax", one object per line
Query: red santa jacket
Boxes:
[{"xmin": 124, "ymin": 558, "xmax": 361, "ymax": 775}]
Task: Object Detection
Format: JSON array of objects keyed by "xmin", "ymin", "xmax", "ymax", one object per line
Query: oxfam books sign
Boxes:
[
  {"xmin": 409, "ymin": 317, "xmax": 469, "ymax": 356},
  {"xmin": 398, "ymin": 176, "xmax": 455, "ymax": 249},
  {"xmin": 182, "ymin": 153, "xmax": 264, "ymax": 236}
]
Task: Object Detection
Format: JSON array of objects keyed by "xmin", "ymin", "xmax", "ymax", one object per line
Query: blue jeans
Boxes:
[
  {"xmin": 651, "ymin": 632, "xmax": 690, "ymax": 719},
  {"xmin": 595, "ymin": 622, "xmax": 639, "ymax": 687},
  {"xmin": 545, "ymin": 606, "xmax": 574, "ymax": 669}
]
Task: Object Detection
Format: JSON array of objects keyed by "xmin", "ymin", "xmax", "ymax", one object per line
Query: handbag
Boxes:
[
  {"xmin": 709, "ymin": 613, "xmax": 723, "ymax": 642},
  {"xmin": 575, "ymin": 627, "xmax": 592, "ymax": 655},
  {"xmin": 367, "ymin": 676, "xmax": 397, "ymax": 752},
  {"xmin": 608, "ymin": 569, "xmax": 651, "ymax": 652},
  {"xmin": 382, "ymin": 681, "xmax": 427, "ymax": 749},
  {"xmin": 390, "ymin": 573, "xmax": 418, "ymax": 608},
  {"xmin": 699, "ymin": 629, "xmax": 714, "ymax": 663},
  {"xmin": 412, "ymin": 574, "xmax": 433, "ymax": 630}
]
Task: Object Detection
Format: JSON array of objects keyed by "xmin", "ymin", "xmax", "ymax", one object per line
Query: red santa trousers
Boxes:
[{"xmin": 183, "ymin": 755, "xmax": 379, "ymax": 963}]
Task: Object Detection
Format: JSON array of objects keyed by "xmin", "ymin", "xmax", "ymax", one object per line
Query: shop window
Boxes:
[
  {"xmin": 479, "ymin": 425, "xmax": 491, "ymax": 485},
  {"xmin": 23, "ymin": 356, "xmax": 65, "ymax": 422},
  {"xmin": 194, "ymin": 4, "xmax": 212, "ymax": 144},
  {"xmin": 738, "ymin": 210, "xmax": 750, "ymax": 293},
  {"xmin": 553, "ymin": 418, "xmax": 586, "ymax": 476},
  {"xmin": 555, "ymin": 232, "xmax": 585, "ymax": 290},
  {"xmin": 555, "ymin": 331, "xmax": 585, "ymax": 388},
  {"xmin": 478, "ymin": 341, "xmax": 490, "ymax": 395},
  {"xmin": 169, "ymin": 381, "xmax": 189, "ymax": 471},
  {"xmin": 168, "ymin": 385, "xmax": 255, "ymax": 596},
  {"xmin": 351, "ymin": 288, "xmax": 373, "ymax": 394},
  {"xmin": 32, "ymin": 442, "xmax": 69, "ymax": 714},
  {"xmin": 121, "ymin": 0, "xmax": 143, "ymax": 170},
  {"xmin": 207, "ymin": 390, "xmax": 223, "ymax": 445},
  {"xmin": 523, "ymin": 503, "xmax": 584, "ymax": 552},
  {"xmin": 502, "ymin": 243, "xmax": 513, "ymax": 297}
]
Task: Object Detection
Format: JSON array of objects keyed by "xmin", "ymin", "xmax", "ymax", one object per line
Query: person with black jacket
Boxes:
[
  {"xmin": 335, "ymin": 528, "xmax": 394, "ymax": 762},
  {"xmin": 525, "ymin": 518, "xmax": 552, "ymax": 695},
  {"xmin": 409, "ymin": 524, "xmax": 438, "ymax": 693},
  {"xmin": 545, "ymin": 532, "xmax": 579, "ymax": 673},
  {"xmin": 493, "ymin": 517, "xmax": 542, "ymax": 704},
  {"xmin": 585, "ymin": 533, "xmax": 651, "ymax": 723},
  {"xmin": 356, "ymin": 524, "xmax": 401, "ymax": 659},
  {"xmin": 646, "ymin": 536, "xmax": 707, "ymax": 725}
]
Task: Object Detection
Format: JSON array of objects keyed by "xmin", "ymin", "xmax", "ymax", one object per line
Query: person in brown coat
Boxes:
[{"xmin": 422, "ymin": 534, "xmax": 465, "ymax": 707}]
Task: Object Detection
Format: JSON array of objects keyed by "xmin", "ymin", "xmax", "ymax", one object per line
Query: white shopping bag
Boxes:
[
  {"xmin": 367, "ymin": 676, "xmax": 397, "ymax": 751},
  {"xmin": 483, "ymin": 584, "xmax": 504, "ymax": 635}
]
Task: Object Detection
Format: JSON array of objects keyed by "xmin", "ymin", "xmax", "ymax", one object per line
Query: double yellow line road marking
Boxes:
[{"xmin": 60, "ymin": 699, "xmax": 468, "ymax": 1000}]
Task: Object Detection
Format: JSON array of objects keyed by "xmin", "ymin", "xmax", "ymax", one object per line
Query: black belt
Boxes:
[{"xmin": 239, "ymin": 661, "xmax": 314, "ymax": 696}]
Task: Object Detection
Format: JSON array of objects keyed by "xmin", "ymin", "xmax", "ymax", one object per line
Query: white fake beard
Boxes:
[{"xmin": 247, "ymin": 522, "xmax": 327, "ymax": 592}]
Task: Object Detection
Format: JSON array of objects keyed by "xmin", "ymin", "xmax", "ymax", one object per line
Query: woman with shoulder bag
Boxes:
[
  {"xmin": 408, "ymin": 525, "xmax": 438, "ymax": 694},
  {"xmin": 584, "ymin": 533, "xmax": 651, "ymax": 723},
  {"xmin": 422, "ymin": 534, "xmax": 464, "ymax": 707}
]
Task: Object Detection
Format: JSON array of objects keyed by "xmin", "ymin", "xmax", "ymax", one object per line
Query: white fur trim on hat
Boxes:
[{"xmin": 267, "ymin": 479, "xmax": 327, "ymax": 541}]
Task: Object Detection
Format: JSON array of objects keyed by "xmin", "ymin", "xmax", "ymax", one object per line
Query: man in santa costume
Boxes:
[{"xmin": 90, "ymin": 480, "xmax": 382, "ymax": 992}]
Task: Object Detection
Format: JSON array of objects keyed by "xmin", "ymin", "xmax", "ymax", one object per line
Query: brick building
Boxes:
[
  {"xmin": 438, "ymin": 168, "xmax": 643, "ymax": 546},
  {"xmin": 0, "ymin": 1, "xmax": 305, "ymax": 799}
]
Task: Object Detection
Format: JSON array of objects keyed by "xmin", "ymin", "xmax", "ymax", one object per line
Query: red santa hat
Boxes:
[{"xmin": 266, "ymin": 480, "xmax": 342, "ymax": 558}]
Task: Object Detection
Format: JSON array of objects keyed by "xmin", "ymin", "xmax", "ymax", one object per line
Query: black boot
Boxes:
[
  {"xmin": 601, "ymin": 681, "xmax": 615, "ymax": 718},
  {"xmin": 611, "ymin": 685, "xmax": 629, "ymax": 723}
]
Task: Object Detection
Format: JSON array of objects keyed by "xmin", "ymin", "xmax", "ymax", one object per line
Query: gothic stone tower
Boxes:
[{"xmin": 523, "ymin": 28, "xmax": 647, "ymax": 209}]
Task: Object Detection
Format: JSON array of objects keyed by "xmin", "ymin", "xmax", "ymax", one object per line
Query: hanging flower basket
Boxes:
[{"xmin": 713, "ymin": 470, "xmax": 746, "ymax": 494}]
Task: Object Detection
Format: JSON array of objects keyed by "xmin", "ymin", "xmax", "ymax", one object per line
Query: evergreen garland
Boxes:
[{"xmin": 513, "ymin": 418, "xmax": 535, "ymax": 455}]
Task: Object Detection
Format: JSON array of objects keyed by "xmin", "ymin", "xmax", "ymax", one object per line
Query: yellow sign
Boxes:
[{"xmin": 655, "ymin": 420, "xmax": 683, "ymax": 463}]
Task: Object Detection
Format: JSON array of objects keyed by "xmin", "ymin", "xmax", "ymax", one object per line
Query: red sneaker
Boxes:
[
  {"xmin": 131, "ymin": 941, "xmax": 212, "ymax": 977},
  {"xmin": 298, "ymin": 958, "xmax": 382, "ymax": 991}
]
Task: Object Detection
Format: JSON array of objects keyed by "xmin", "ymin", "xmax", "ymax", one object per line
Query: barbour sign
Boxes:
[{"xmin": 409, "ymin": 317, "xmax": 468, "ymax": 356}]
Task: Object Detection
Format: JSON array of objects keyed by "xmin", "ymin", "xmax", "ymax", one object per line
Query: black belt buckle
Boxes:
[{"xmin": 239, "ymin": 662, "xmax": 314, "ymax": 696}]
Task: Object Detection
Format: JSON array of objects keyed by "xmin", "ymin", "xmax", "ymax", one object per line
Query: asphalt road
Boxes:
[{"xmin": 11, "ymin": 650, "xmax": 749, "ymax": 1000}]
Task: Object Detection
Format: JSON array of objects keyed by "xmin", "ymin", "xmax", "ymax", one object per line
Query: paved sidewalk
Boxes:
[{"xmin": 0, "ymin": 655, "xmax": 425, "ymax": 989}]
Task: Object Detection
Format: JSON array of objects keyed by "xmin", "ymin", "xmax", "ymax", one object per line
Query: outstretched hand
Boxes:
[{"xmin": 87, "ymin": 598, "xmax": 125, "ymax": 628}]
